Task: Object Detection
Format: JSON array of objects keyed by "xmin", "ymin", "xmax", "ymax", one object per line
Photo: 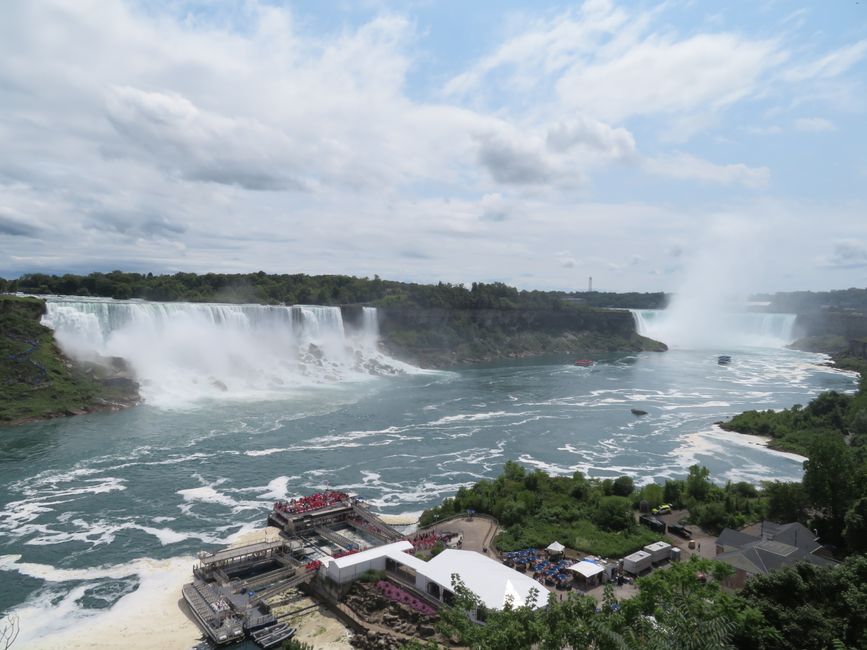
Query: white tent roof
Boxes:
[
  {"xmin": 568, "ymin": 560, "xmax": 604, "ymax": 578},
  {"xmin": 546, "ymin": 541, "xmax": 565, "ymax": 553},
  {"xmin": 329, "ymin": 540, "xmax": 422, "ymax": 570},
  {"xmin": 423, "ymin": 550, "xmax": 545, "ymax": 610}
]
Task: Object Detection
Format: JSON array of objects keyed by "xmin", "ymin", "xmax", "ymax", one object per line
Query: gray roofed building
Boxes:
[
  {"xmin": 714, "ymin": 521, "xmax": 836, "ymax": 588},
  {"xmin": 715, "ymin": 528, "xmax": 759, "ymax": 552}
]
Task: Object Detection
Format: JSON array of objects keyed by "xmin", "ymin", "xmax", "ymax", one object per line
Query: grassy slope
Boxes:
[{"xmin": 0, "ymin": 296, "xmax": 136, "ymax": 424}]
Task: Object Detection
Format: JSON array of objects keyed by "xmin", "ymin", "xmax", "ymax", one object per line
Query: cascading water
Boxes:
[
  {"xmin": 632, "ymin": 308, "xmax": 797, "ymax": 350},
  {"xmin": 360, "ymin": 306, "xmax": 380, "ymax": 350},
  {"xmin": 42, "ymin": 297, "xmax": 413, "ymax": 407}
]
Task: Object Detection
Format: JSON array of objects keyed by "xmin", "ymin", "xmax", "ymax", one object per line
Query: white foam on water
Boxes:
[
  {"xmin": 426, "ymin": 410, "xmax": 528, "ymax": 426},
  {"xmin": 175, "ymin": 485, "xmax": 263, "ymax": 514},
  {"xmin": 0, "ymin": 476, "xmax": 128, "ymax": 538},
  {"xmin": 1, "ymin": 553, "xmax": 199, "ymax": 649},
  {"xmin": 245, "ymin": 447, "xmax": 289, "ymax": 457},
  {"xmin": 516, "ymin": 454, "xmax": 577, "ymax": 477},
  {"xmin": 672, "ymin": 425, "xmax": 806, "ymax": 484},
  {"xmin": 257, "ymin": 476, "xmax": 291, "ymax": 501},
  {"xmin": 660, "ymin": 401, "xmax": 732, "ymax": 410}
]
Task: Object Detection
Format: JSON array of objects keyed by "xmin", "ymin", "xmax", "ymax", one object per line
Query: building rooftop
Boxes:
[
  {"xmin": 569, "ymin": 560, "xmax": 604, "ymax": 578},
  {"xmin": 624, "ymin": 550, "xmax": 651, "ymax": 562},
  {"xmin": 424, "ymin": 550, "xmax": 546, "ymax": 610},
  {"xmin": 199, "ymin": 540, "xmax": 285, "ymax": 566},
  {"xmin": 715, "ymin": 521, "xmax": 835, "ymax": 577},
  {"xmin": 329, "ymin": 540, "xmax": 418, "ymax": 570}
]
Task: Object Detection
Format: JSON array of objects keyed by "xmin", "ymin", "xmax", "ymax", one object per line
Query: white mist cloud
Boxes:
[
  {"xmin": 793, "ymin": 117, "xmax": 836, "ymax": 133},
  {"xmin": 644, "ymin": 154, "xmax": 770, "ymax": 189}
]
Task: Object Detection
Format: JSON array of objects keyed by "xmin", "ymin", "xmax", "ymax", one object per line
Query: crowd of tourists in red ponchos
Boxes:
[
  {"xmin": 375, "ymin": 579, "xmax": 436, "ymax": 616},
  {"xmin": 274, "ymin": 491, "xmax": 350, "ymax": 515},
  {"xmin": 409, "ymin": 530, "xmax": 459, "ymax": 551}
]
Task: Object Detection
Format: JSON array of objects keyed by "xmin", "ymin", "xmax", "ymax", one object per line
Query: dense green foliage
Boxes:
[
  {"xmin": 559, "ymin": 291, "xmax": 669, "ymax": 309},
  {"xmin": 1, "ymin": 271, "xmax": 669, "ymax": 310},
  {"xmin": 404, "ymin": 558, "xmax": 748, "ymax": 650},
  {"xmin": 721, "ymin": 380, "xmax": 867, "ymax": 456},
  {"xmin": 631, "ymin": 466, "xmax": 765, "ymax": 534},
  {"xmin": 403, "ymin": 554, "xmax": 867, "ymax": 650},
  {"xmin": 739, "ymin": 554, "xmax": 867, "ymax": 650},
  {"xmin": 420, "ymin": 447, "xmax": 867, "ymax": 558},
  {"xmin": 419, "ymin": 461, "xmax": 661, "ymax": 557},
  {"xmin": 0, "ymin": 296, "xmax": 125, "ymax": 423}
]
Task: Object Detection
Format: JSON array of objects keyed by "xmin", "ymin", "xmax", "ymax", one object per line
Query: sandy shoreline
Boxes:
[{"xmin": 706, "ymin": 423, "xmax": 808, "ymax": 462}]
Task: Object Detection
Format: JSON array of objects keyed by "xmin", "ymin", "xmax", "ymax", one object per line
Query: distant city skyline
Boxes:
[{"xmin": 1, "ymin": 1, "xmax": 866, "ymax": 294}]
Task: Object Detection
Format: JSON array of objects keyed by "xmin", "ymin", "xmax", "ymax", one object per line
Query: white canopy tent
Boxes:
[
  {"xmin": 568, "ymin": 560, "xmax": 604, "ymax": 578},
  {"xmin": 546, "ymin": 541, "xmax": 566, "ymax": 554}
]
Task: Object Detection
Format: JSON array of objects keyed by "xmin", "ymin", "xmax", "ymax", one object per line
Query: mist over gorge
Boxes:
[{"xmin": 42, "ymin": 299, "xmax": 413, "ymax": 408}]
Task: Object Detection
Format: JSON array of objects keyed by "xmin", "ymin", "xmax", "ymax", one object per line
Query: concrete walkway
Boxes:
[{"xmin": 428, "ymin": 516, "xmax": 499, "ymax": 556}]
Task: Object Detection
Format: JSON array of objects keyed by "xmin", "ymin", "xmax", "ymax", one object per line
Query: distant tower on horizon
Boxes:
[{"xmin": 588, "ymin": 276, "xmax": 593, "ymax": 292}]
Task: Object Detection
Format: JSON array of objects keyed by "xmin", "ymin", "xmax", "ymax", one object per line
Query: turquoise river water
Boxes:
[{"xmin": 0, "ymin": 299, "xmax": 858, "ymax": 644}]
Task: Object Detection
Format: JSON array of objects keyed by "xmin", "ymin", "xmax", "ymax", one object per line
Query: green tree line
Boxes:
[
  {"xmin": 722, "ymin": 358, "xmax": 867, "ymax": 551},
  {"xmin": 0, "ymin": 271, "xmax": 665, "ymax": 311}
]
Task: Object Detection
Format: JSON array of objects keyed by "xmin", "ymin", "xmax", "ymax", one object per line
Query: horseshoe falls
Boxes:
[{"xmin": 631, "ymin": 309, "xmax": 798, "ymax": 350}]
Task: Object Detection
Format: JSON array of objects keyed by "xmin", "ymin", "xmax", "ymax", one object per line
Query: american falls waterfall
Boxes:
[
  {"xmin": 42, "ymin": 298, "xmax": 412, "ymax": 407},
  {"xmin": 631, "ymin": 308, "xmax": 798, "ymax": 349}
]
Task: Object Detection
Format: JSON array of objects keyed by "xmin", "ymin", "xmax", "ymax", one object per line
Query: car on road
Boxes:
[{"xmin": 651, "ymin": 504, "xmax": 672, "ymax": 515}]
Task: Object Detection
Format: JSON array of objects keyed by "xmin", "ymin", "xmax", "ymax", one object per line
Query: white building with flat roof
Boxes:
[{"xmin": 324, "ymin": 542, "xmax": 545, "ymax": 615}]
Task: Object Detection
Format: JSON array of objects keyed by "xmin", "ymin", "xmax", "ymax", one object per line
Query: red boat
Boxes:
[{"xmin": 574, "ymin": 359, "xmax": 594, "ymax": 367}]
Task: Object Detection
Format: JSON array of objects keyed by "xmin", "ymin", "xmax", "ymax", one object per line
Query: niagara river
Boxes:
[{"xmin": 0, "ymin": 298, "xmax": 858, "ymax": 645}]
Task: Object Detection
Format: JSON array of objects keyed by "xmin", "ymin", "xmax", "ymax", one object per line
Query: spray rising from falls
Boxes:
[
  {"xmin": 43, "ymin": 298, "xmax": 416, "ymax": 407},
  {"xmin": 631, "ymin": 309, "xmax": 797, "ymax": 350}
]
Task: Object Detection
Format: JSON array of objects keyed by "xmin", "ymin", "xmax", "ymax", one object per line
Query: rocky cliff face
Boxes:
[
  {"xmin": 368, "ymin": 306, "xmax": 666, "ymax": 368},
  {"xmin": 795, "ymin": 311, "xmax": 867, "ymax": 340}
]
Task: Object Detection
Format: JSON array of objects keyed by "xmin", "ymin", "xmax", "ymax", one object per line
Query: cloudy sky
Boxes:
[{"xmin": 1, "ymin": 0, "xmax": 866, "ymax": 292}]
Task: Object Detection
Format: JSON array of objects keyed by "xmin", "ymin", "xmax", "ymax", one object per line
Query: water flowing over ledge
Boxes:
[
  {"xmin": 631, "ymin": 308, "xmax": 797, "ymax": 350},
  {"xmin": 42, "ymin": 298, "xmax": 418, "ymax": 408}
]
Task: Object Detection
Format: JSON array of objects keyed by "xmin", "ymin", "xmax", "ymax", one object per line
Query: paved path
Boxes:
[
  {"xmin": 428, "ymin": 516, "xmax": 499, "ymax": 556},
  {"xmin": 657, "ymin": 509, "xmax": 716, "ymax": 559}
]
